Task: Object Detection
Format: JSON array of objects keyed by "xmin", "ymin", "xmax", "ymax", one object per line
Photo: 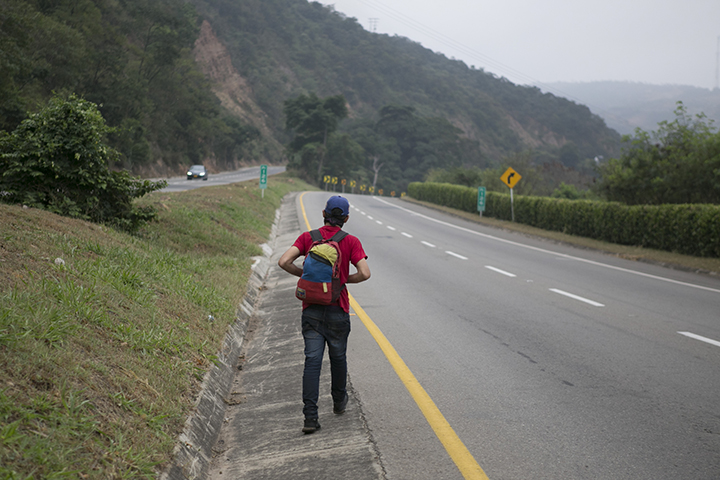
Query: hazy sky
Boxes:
[{"xmin": 317, "ymin": 0, "xmax": 720, "ymax": 90}]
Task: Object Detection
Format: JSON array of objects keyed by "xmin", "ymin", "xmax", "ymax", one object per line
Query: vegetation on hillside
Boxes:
[
  {"xmin": 421, "ymin": 103, "xmax": 720, "ymax": 205},
  {"xmin": 596, "ymin": 103, "xmax": 720, "ymax": 205},
  {"xmin": 424, "ymin": 153, "xmax": 599, "ymax": 199},
  {"xmin": 284, "ymin": 93, "xmax": 483, "ymax": 193},
  {"xmin": 191, "ymin": 0, "xmax": 621, "ymax": 165},
  {"xmin": 0, "ymin": 94, "xmax": 165, "ymax": 232},
  {"xmin": 284, "ymin": 92, "xmax": 351, "ymax": 181},
  {"xmin": 0, "ymin": 0, "xmax": 260, "ymax": 173}
]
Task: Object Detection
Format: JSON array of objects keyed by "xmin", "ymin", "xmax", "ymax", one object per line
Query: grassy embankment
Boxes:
[{"xmin": 0, "ymin": 173, "xmax": 313, "ymax": 479}]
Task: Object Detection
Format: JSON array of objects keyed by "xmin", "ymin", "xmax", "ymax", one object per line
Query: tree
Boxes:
[
  {"xmin": 0, "ymin": 94, "xmax": 166, "ymax": 232},
  {"xmin": 345, "ymin": 118, "xmax": 400, "ymax": 191},
  {"xmin": 284, "ymin": 93, "xmax": 348, "ymax": 179},
  {"xmin": 596, "ymin": 102, "xmax": 720, "ymax": 205},
  {"xmin": 374, "ymin": 105, "xmax": 468, "ymax": 188},
  {"xmin": 559, "ymin": 141, "xmax": 581, "ymax": 168},
  {"xmin": 323, "ymin": 133, "xmax": 365, "ymax": 180}
]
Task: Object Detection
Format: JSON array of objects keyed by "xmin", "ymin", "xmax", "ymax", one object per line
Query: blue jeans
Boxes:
[{"xmin": 301, "ymin": 305, "xmax": 351, "ymax": 419}]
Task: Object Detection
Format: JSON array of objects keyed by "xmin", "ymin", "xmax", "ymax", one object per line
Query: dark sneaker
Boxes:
[
  {"xmin": 302, "ymin": 418, "xmax": 321, "ymax": 434},
  {"xmin": 333, "ymin": 393, "xmax": 348, "ymax": 414}
]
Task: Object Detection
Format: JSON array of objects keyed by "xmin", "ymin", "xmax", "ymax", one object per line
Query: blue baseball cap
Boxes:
[{"xmin": 324, "ymin": 196, "xmax": 350, "ymax": 216}]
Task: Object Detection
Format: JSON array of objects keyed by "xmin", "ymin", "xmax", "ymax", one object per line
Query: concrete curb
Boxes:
[{"xmin": 159, "ymin": 202, "xmax": 285, "ymax": 480}]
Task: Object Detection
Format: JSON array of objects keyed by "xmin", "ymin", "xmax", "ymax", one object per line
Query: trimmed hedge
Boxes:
[{"xmin": 408, "ymin": 182, "xmax": 720, "ymax": 258}]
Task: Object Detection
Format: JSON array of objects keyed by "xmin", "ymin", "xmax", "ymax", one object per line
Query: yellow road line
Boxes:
[{"xmin": 298, "ymin": 192, "xmax": 489, "ymax": 480}]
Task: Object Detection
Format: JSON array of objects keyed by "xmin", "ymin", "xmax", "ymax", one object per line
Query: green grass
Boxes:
[{"xmin": 0, "ymin": 173, "xmax": 314, "ymax": 479}]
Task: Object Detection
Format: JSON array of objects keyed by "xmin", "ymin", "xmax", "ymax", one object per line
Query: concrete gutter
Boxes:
[{"xmin": 160, "ymin": 192, "xmax": 385, "ymax": 479}]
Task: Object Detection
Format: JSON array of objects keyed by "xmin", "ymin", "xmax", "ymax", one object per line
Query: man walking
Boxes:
[{"xmin": 278, "ymin": 195, "xmax": 370, "ymax": 434}]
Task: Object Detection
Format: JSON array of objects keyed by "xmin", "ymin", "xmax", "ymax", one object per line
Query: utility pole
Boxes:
[
  {"xmin": 716, "ymin": 35, "xmax": 720, "ymax": 90},
  {"xmin": 368, "ymin": 18, "xmax": 378, "ymax": 33}
]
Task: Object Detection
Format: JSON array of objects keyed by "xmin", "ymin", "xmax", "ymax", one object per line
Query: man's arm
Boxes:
[
  {"xmin": 278, "ymin": 246, "xmax": 303, "ymax": 277},
  {"xmin": 347, "ymin": 258, "xmax": 370, "ymax": 284}
]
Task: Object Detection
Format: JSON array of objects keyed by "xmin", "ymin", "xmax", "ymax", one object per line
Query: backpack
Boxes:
[{"xmin": 295, "ymin": 229, "xmax": 349, "ymax": 305}]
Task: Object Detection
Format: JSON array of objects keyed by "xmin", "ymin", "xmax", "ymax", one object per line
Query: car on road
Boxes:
[{"xmin": 187, "ymin": 165, "xmax": 208, "ymax": 180}]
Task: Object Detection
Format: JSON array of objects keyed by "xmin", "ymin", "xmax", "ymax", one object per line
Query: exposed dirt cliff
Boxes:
[{"xmin": 193, "ymin": 20, "xmax": 282, "ymax": 160}]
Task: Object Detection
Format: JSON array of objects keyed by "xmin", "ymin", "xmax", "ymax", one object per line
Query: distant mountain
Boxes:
[
  {"xmin": 190, "ymin": 0, "xmax": 622, "ymax": 166},
  {"xmin": 542, "ymin": 81, "xmax": 720, "ymax": 135}
]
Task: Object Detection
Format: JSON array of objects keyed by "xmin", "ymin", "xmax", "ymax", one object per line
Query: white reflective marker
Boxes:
[
  {"xmin": 402, "ymin": 232, "xmax": 413, "ymax": 238},
  {"xmin": 446, "ymin": 251, "xmax": 468, "ymax": 260},
  {"xmin": 421, "ymin": 241, "xmax": 436, "ymax": 248}
]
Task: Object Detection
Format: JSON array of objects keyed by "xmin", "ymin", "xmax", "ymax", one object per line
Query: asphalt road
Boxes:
[
  {"xmin": 160, "ymin": 165, "xmax": 286, "ymax": 192},
  {"xmin": 296, "ymin": 192, "xmax": 720, "ymax": 480}
]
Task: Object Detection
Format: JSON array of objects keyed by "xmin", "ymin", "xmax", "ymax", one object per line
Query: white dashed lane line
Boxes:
[
  {"xmin": 365, "ymin": 212, "xmax": 468, "ymax": 260},
  {"xmin": 485, "ymin": 266, "xmax": 517, "ymax": 277},
  {"xmin": 550, "ymin": 288, "xmax": 605, "ymax": 307},
  {"xmin": 677, "ymin": 332, "xmax": 720, "ymax": 348},
  {"xmin": 361, "ymin": 206, "xmax": 611, "ymax": 307}
]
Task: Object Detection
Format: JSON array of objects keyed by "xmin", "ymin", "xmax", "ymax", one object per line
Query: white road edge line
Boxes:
[
  {"xmin": 421, "ymin": 241, "xmax": 436, "ymax": 248},
  {"xmin": 446, "ymin": 251, "xmax": 468, "ymax": 260},
  {"xmin": 402, "ymin": 232, "xmax": 413, "ymax": 238},
  {"xmin": 485, "ymin": 266, "xmax": 517, "ymax": 277},
  {"xmin": 373, "ymin": 197, "xmax": 720, "ymax": 294},
  {"xmin": 677, "ymin": 331, "xmax": 720, "ymax": 348},
  {"xmin": 550, "ymin": 288, "xmax": 605, "ymax": 307}
]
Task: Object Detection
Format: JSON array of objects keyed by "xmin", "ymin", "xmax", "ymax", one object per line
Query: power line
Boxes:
[{"xmin": 715, "ymin": 35, "xmax": 720, "ymax": 89}]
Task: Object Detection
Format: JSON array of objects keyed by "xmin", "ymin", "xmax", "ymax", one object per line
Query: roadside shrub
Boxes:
[
  {"xmin": 408, "ymin": 182, "xmax": 720, "ymax": 257},
  {"xmin": 0, "ymin": 94, "xmax": 166, "ymax": 232}
]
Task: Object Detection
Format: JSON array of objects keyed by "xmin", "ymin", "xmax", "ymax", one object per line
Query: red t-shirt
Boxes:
[{"xmin": 292, "ymin": 226, "xmax": 367, "ymax": 312}]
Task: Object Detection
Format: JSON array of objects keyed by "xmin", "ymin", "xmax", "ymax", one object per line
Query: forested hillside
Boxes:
[
  {"xmin": 1, "ymin": 0, "xmax": 621, "ymax": 181},
  {"xmin": 0, "ymin": 0, "xmax": 262, "ymax": 176},
  {"xmin": 191, "ymin": 0, "xmax": 621, "ymax": 163}
]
